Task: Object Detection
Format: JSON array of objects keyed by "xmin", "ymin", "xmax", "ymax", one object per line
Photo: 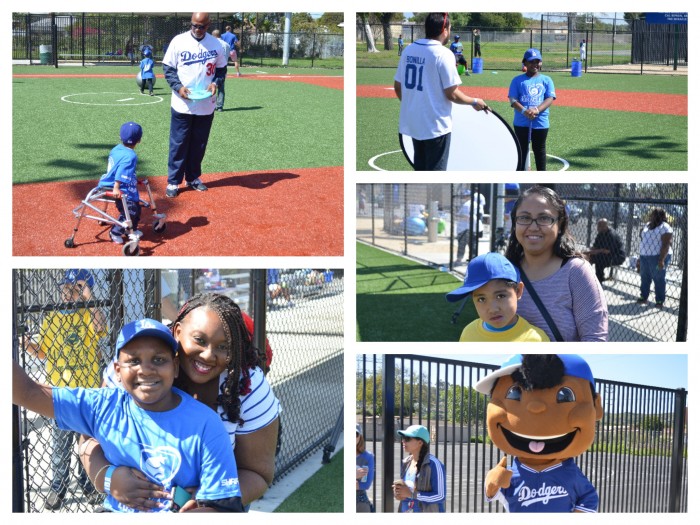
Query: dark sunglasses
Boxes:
[
  {"xmin": 191, "ymin": 23, "xmax": 208, "ymax": 30},
  {"xmin": 401, "ymin": 436, "xmax": 414, "ymax": 442}
]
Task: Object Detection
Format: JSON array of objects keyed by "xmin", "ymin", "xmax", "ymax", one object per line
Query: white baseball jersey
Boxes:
[
  {"xmin": 217, "ymin": 37, "xmax": 231, "ymax": 62},
  {"xmin": 163, "ymin": 31, "xmax": 227, "ymax": 115},
  {"xmin": 394, "ymin": 39, "xmax": 462, "ymax": 140}
]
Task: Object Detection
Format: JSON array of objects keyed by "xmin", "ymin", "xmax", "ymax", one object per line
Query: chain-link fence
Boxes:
[
  {"xmin": 12, "ymin": 268, "xmax": 344, "ymax": 512},
  {"xmin": 12, "ymin": 13, "xmax": 343, "ymax": 69},
  {"xmin": 357, "ymin": 15, "xmax": 686, "ymax": 74},
  {"xmin": 356, "ymin": 183, "xmax": 687, "ymax": 342},
  {"xmin": 357, "ymin": 354, "xmax": 689, "ymax": 513}
]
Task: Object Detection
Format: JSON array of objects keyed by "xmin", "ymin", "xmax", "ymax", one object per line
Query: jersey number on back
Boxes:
[{"xmin": 404, "ymin": 64, "xmax": 424, "ymax": 91}]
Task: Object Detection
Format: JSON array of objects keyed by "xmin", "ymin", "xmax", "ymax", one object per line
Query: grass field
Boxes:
[
  {"xmin": 356, "ymin": 241, "xmax": 479, "ymax": 342},
  {"xmin": 12, "ymin": 65, "xmax": 343, "ymax": 184},
  {"xmin": 356, "ymin": 66, "xmax": 687, "ymax": 171},
  {"xmin": 274, "ymin": 449, "xmax": 344, "ymax": 512}
]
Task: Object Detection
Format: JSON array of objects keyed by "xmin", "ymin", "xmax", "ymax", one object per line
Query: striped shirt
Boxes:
[
  {"xmin": 518, "ymin": 257, "xmax": 608, "ymax": 342},
  {"xmin": 104, "ymin": 365, "xmax": 280, "ymax": 448}
]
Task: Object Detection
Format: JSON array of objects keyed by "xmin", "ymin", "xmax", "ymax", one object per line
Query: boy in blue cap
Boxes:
[
  {"xmin": 475, "ymin": 354, "xmax": 603, "ymax": 512},
  {"xmin": 508, "ymin": 48, "xmax": 556, "ymax": 171},
  {"xmin": 14, "ymin": 319, "xmax": 244, "ymax": 513},
  {"xmin": 98, "ymin": 122, "xmax": 143, "ymax": 244},
  {"xmin": 139, "ymin": 47, "xmax": 155, "ymax": 95},
  {"xmin": 446, "ymin": 252, "xmax": 549, "ymax": 341}
]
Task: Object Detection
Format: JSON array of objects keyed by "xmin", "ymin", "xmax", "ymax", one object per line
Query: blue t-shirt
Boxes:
[
  {"xmin": 98, "ymin": 143, "xmax": 139, "ymax": 202},
  {"xmin": 356, "ymin": 450, "xmax": 375, "ymax": 491},
  {"xmin": 53, "ymin": 386, "xmax": 241, "ymax": 512},
  {"xmin": 449, "ymin": 41, "xmax": 463, "ymax": 56},
  {"xmin": 508, "ymin": 73, "xmax": 556, "ymax": 129},
  {"xmin": 490, "ymin": 457, "xmax": 598, "ymax": 513},
  {"xmin": 221, "ymin": 31, "xmax": 238, "ymax": 49},
  {"xmin": 140, "ymin": 57, "xmax": 155, "ymax": 79}
]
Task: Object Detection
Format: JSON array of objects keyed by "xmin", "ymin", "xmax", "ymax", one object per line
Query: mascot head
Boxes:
[{"xmin": 476, "ymin": 354, "xmax": 603, "ymax": 468}]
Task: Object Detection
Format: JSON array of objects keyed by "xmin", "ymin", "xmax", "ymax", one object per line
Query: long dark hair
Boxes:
[
  {"xmin": 504, "ymin": 185, "xmax": 580, "ymax": 265},
  {"xmin": 414, "ymin": 439, "xmax": 430, "ymax": 469},
  {"xmin": 647, "ymin": 208, "xmax": 667, "ymax": 230},
  {"xmin": 172, "ymin": 293, "xmax": 265, "ymax": 426}
]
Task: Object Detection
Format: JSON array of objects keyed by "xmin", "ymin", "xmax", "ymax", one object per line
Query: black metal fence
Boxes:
[
  {"xmin": 356, "ymin": 354, "xmax": 688, "ymax": 513},
  {"xmin": 12, "ymin": 13, "xmax": 343, "ymax": 69},
  {"xmin": 356, "ymin": 183, "xmax": 687, "ymax": 342},
  {"xmin": 357, "ymin": 17, "xmax": 687, "ymax": 74},
  {"xmin": 12, "ymin": 268, "xmax": 344, "ymax": 512}
]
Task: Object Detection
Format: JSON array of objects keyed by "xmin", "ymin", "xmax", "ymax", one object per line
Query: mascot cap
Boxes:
[
  {"xmin": 475, "ymin": 354, "xmax": 595, "ymax": 395},
  {"xmin": 356, "ymin": 423, "xmax": 363, "ymax": 436},
  {"xmin": 397, "ymin": 424, "xmax": 430, "ymax": 444}
]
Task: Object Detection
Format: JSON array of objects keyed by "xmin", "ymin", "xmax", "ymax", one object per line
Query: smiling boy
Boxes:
[
  {"xmin": 446, "ymin": 252, "xmax": 549, "ymax": 341},
  {"xmin": 13, "ymin": 319, "xmax": 243, "ymax": 513}
]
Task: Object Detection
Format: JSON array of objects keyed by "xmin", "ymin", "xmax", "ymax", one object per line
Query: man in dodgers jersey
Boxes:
[
  {"xmin": 394, "ymin": 13, "xmax": 489, "ymax": 171},
  {"xmin": 163, "ymin": 12, "xmax": 227, "ymax": 198}
]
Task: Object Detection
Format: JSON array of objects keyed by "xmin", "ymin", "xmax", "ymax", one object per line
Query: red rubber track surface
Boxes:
[
  {"xmin": 357, "ymin": 85, "xmax": 687, "ymax": 116},
  {"xmin": 13, "ymin": 168, "xmax": 343, "ymax": 256}
]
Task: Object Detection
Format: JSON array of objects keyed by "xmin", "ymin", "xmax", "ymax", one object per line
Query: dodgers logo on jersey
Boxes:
[
  {"xmin": 180, "ymin": 49, "xmax": 219, "ymax": 66},
  {"xmin": 141, "ymin": 444, "xmax": 182, "ymax": 486},
  {"xmin": 514, "ymin": 481, "xmax": 570, "ymax": 507}
]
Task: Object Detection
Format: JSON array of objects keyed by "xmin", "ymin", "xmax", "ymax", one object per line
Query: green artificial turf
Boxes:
[
  {"xmin": 273, "ymin": 449, "xmax": 344, "ymax": 512},
  {"xmin": 356, "ymin": 242, "xmax": 478, "ymax": 342},
  {"xmin": 356, "ymin": 68, "xmax": 687, "ymax": 171},
  {"xmin": 12, "ymin": 66, "xmax": 343, "ymax": 184}
]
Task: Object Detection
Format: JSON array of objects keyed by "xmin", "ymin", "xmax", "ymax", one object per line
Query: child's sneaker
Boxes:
[
  {"xmin": 187, "ymin": 178, "xmax": 208, "ymax": 192},
  {"xmin": 110, "ymin": 232, "xmax": 124, "ymax": 244}
]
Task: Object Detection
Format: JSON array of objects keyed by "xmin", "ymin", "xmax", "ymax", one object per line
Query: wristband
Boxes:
[
  {"xmin": 472, "ymin": 99, "xmax": 478, "ymax": 107},
  {"xmin": 103, "ymin": 465, "xmax": 117, "ymax": 495},
  {"xmin": 521, "ymin": 108, "xmax": 527, "ymax": 115}
]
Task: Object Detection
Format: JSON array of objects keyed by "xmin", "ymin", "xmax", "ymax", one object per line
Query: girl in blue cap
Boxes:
[
  {"xmin": 508, "ymin": 49, "xmax": 556, "ymax": 171},
  {"xmin": 392, "ymin": 424, "xmax": 446, "ymax": 512}
]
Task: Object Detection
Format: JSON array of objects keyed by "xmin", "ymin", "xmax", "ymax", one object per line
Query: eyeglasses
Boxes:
[
  {"xmin": 191, "ymin": 23, "xmax": 208, "ymax": 30},
  {"xmin": 515, "ymin": 215, "xmax": 557, "ymax": 227},
  {"xmin": 401, "ymin": 436, "xmax": 414, "ymax": 442}
]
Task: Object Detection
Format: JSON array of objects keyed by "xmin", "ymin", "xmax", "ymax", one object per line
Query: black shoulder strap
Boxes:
[{"xmin": 519, "ymin": 269, "xmax": 564, "ymax": 342}]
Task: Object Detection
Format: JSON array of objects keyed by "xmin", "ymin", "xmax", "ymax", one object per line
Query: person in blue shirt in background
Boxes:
[
  {"xmin": 98, "ymin": 122, "xmax": 143, "ymax": 244},
  {"xmin": 508, "ymin": 49, "xmax": 556, "ymax": 171},
  {"xmin": 356, "ymin": 423, "xmax": 375, "ymax": 512},
  {"xmin": 139, "ymin": 48, "xmax": 155, "ymax": 95}
]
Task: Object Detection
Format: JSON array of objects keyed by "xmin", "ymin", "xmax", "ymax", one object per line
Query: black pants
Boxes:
[
  {"xmin": 412, "ymin": 133, "xmax": 451, "ymax": 171},
  {"xmin": 474, "ymin": 44, "xmax": 481, "ymax": 57},
  {"xmin": 514, "ymin": 125, "xmax": 549, "ymax": 171},
  {"xmin": 590, "ymin": 254, "xmax": 613, "ymax": 282}
]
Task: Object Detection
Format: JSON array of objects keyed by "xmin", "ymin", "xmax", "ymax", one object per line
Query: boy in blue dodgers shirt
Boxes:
[
  {"xmin": 508, "ymin": 48, "xmax": 556, "ymax": 171},
  {"xmin": 139, "ymin": 47, "xmax": 155, "ymax": 95},
  {"xmin": 98, "ymin": 122, "xmax": 143, "ymax": 244},
  {"xmin": 13, "ymin": 318, "xmax": 244, "ymax": 513},
  {"xmin": 475, "ymin": 354, "xmax": 603, "ymax": 512},
  {"xmin": 446, "ymin": 252, "xmax": 549, "ymax": 341}
]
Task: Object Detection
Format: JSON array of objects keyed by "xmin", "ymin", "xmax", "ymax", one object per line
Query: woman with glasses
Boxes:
[
  {"xmin": 392, "ymin": 425, "xmax": 446, "ymax": 512},
  {"xmin": 505, "ymin": 186, "xmax": 608, "ymax": 341},
  {"xmin": 356, "ymin": 424, "xmax": 375, "ymax": 512}
]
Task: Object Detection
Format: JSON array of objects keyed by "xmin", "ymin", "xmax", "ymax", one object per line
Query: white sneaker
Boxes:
[{"xmin": 110, "ymin": 232, "xmax": 124, "ymax": 244}]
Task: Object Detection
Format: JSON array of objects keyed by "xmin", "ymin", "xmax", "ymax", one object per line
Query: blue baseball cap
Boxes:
[
  {"xmin": 143, "ymin": 47, "xmax": 152, "ymax": 56},
  {"xmin": 120, "ymin": 121, "xmax": 142, "ymax": 145},
  {"xmin": 397, "ymin": 424, "xmax": 430, "ymax": 444},
  {"xmin": 523, "ymin": 48, "xmax": 542, "ymax": 62},
  {"xmin": 61, "ymin": 269, "xmax": 95, "ymax": 289},
  {"xmin": 454, "ymin": 35, "xmax": 460, "ymax": 39},
  {"xmin": 116, "ymin": 318, "xmax": 178, "ymax": 356},
  {"xmin": 445, "ymin": 253, "xmax": 520, "ymax": 302},
  {"xmin": 475, "ymin": 354, "xmax": 596, "ymax": 395}
]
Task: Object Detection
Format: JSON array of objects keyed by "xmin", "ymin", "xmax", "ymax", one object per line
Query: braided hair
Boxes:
[
  {"xmin": 172, "ymin": 293, "xmax": 265, "ymax": 426},
  {"xmin": 414, "ymin": 439, "xmax": 430, "ymax": 472}
]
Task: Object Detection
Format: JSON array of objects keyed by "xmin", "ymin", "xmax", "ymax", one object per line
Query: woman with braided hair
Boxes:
[
  {"xmin": 79, "ymin": 293, "xmax": 280, "ymax": 511},
  {"xmin": 392, "ymin": 425, "xmax": 446, "ymax": 512}
]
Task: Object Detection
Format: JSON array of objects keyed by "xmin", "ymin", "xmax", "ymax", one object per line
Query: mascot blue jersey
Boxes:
[
  {"xmin": 490, "ymin": 457, "xmax": 598, "ymax": 513},
  {"xmin": 98, "ymin": 144, "xmax": 140, "ymax": 202},
  {"xmin": 54, "ymin": 386, "xmax": 241, "ymax": 512}
]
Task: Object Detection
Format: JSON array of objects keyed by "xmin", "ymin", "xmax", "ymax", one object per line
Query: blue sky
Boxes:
[{"xmin": 434, "ymin": 354, "xmax": 688, "ymax": 390}]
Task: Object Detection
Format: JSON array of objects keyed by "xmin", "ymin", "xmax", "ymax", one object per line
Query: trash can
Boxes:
[
  {"xmin": 571, "ymin": 60, "xmax": 582, "ymax": 77},
  {"xmin": 472, "ymin": 57, "xmax": 483, "ymax": 74},
  {"xmin": 39, "ymin": 45, "xmax": 53, "ymax": 65}
]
